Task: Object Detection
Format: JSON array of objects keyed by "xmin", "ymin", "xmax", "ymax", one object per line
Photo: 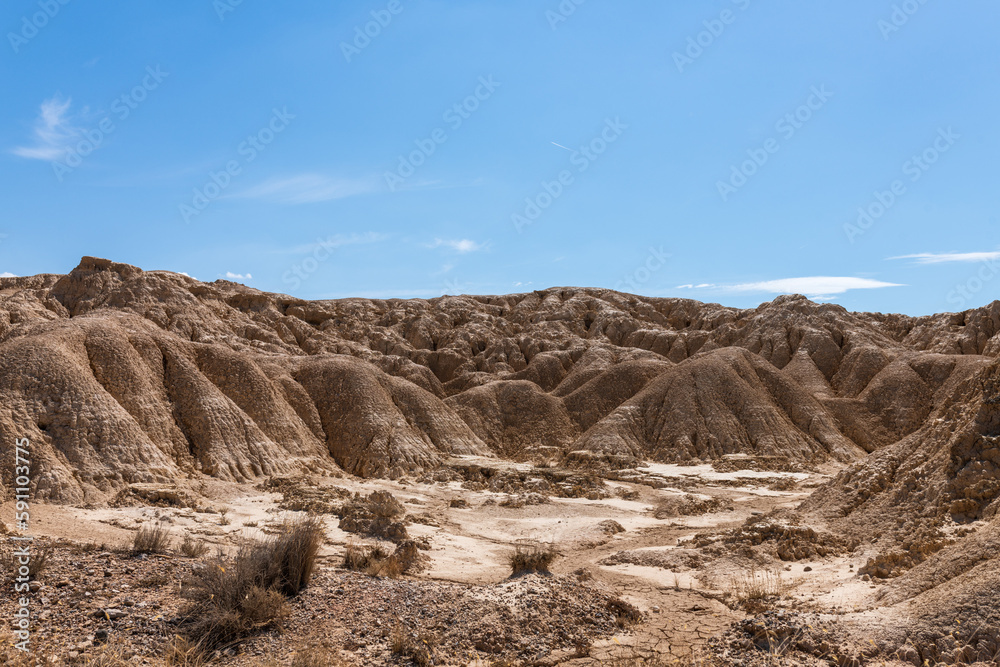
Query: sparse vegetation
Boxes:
[
  {"xmin": 177, "ymin": 515, "xmax": 324, "ymax": 653},
  {"xmin": 342, "ymin": 539, "xmax": 419, "ymax": 578},
  {"xmin": 509, "ymin": 543, "xmax": 557, "ymax": 576},
  {"xmin": 726, "ymin": 568, "xmax": 784, "ymax": 612},
  {"xmin": 28, "ymin": 543, "xmax": 54, "ymax": 579},
  {"xmin": 132, "ymin": 523, "xmax": 171, "ymax": 554},
  {"xmin": 179, "ymin": 535, "xmax": 210, "ymax": 558}
]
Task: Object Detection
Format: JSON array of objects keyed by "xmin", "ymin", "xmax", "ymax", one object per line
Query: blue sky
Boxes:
[{"xmin": 2, "ymin": 0, "xmax": 998, "ymax": 315}]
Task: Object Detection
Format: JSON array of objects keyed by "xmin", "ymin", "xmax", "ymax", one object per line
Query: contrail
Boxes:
[{"xmin": 550, "ymin": 142, "xmax": 574, "ymax": 152}]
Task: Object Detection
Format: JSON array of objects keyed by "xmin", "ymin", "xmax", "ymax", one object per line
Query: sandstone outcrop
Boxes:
[{"xmin": 1, "ymin": 257, "xmax": 997, "ymax": 503}]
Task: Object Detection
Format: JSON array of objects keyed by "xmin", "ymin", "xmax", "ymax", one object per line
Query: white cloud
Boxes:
[
  {"xmin": 1, "ymin": 272, "xmax": 16, "ymax": 278},
  {"xmin": 232, "ymin": 174, "xmax": 378, "ymax": 204},
  {"xmin": 425, "ymin": 238, "xmax": 487, "ymax": 253},
  {"xmin": 284, "ymin": 232, "xmax": 389, "ymax": 255},
  {"xmin": 225, "ymin": 272, "xmax": 252, "ymax": 280},
  {"xmin": 729, "ymin": 276, "xmax": 903, "ymax": 295},
  {"xmin": 889, "ymin": 251, "xmax": 1000, "ymax": 265},
  {"xmin": 11, "ymin": 96, "xmax": 81, "ymax": 161}
]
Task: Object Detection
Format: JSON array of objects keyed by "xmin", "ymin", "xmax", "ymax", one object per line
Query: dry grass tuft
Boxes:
[
  {"xmin": 179, "ymin": 535, "xmax": 210, "ymax": 559},
  {"xmin": 28, "ymin": 543, "xmax": 54, "ymax": 579},
  {"xmin": 342, "ymin": 539, "xmax": 418, "ymax": 578},
  {"xmin": 727, "ymin": 568, "xmax": 784, "ymax": 612},
  {"xmin": 133, "ymin": 523, "xmax": 172, "ymax": 554},
  {"xmin": 177, "ymin": 515, "xmax": 324, "ymax": 654},
  {"xmin": 508, "ymin": 543, "xmax": 557, "ymax": 576}
]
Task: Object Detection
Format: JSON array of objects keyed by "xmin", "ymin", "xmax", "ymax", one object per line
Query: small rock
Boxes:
[
  {"xmin": 93, "ymin": 608, "xmax": 127, "ymax": 621},
  {"xmin": 803, "ymin": 566, "xmax": 813, "ymax": 572},
  {"xmin": 28, "ymin": 581, "xmax": 43, "ymax": 593}
]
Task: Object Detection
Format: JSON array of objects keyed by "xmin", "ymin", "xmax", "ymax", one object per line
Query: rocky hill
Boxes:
[{"xmin": 1, "ymin": 257, "xmax": 998, "ymax": 504}]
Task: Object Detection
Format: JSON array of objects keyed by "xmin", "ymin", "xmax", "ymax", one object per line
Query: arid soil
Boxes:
[{"xmin": 1, "ymin": 258, "xmax": 999, "ymax": 665}]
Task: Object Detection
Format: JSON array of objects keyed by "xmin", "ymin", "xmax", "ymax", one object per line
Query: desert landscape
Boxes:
[{"xmin": 1, "ymin": 257, "xmax": 998, "ymax": 666}]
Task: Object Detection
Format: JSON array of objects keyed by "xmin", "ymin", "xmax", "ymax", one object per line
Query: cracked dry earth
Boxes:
[{"xmin": 1, "ymin": 458, "xmax": 842, "ymax": 666}]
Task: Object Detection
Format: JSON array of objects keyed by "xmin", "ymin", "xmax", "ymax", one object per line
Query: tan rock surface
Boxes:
[{"xmin": 1, "ymin": 257, "xmax": 998, "ymax": 510}]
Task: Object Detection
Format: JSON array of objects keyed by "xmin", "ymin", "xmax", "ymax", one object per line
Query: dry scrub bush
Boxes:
[
  {"xmin": 509, "ymin": 543, "xmax": 557, "ymax": 576},
  {"xmin": 178, "ymin": 515, "xmax": 324, "ymax": 653},
  {"xmin": 80, "ymin": 646, "xmax": 131, "ymax": 666},
  {"xmin": 133, "ymin": 523, "xmax": 171, "ymax": 554},
  {"xmin": 162, "ymin": 636, "xmax": 207, "ymax": 666},
  {"xmin": 28, "ymin": 543, "xmax": 54, "ymax": 579},
  {"xmin": 179, "ymin": 535, "xmax": 209, "ymax": 558},
  {"xmin": 607, "ymin": 597, "xmax": 644, "ymax": 628},
  {"xmin": 727, "ymin": 569, "xmax": 784, "ymax": 612},
  {"xmin": 342, "ymin": 540, "xmax": 418, "ymax": 578}
]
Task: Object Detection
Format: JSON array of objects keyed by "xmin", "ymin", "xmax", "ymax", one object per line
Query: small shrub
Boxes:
[
  {"xmin": 342, "ymin": 540, "xmax": 417, "ymax": 578},
  {"xmin": 179, "ymin": 536, "xmax": 209, "ymax": 559},
  {"xmin": 28, "ymin": 544, "xmax": 54, "ymax": 579},
  {"xmin": 163, "ymin": 636, "xmax": 207, "ymax": 666},
  {"xmin": 80, "ymin": 645, "xmax": 131, "ymax": 666},
  {"xmin": 133, "ymin": 524, "xmax": 171, "ymax": 554},
  {"xmin": 509, "ymin": 543, "xmax": 557, "ymax": 576},
  {"xmin": 607, "ymin": 597, "xmax": 644, "ymax": 628},
  {"xmin": 178, "ymin": 515, "xmax": 323, "ymax": 653},
  {"xmin": 727, "ymin": 568, "xmax": 784, "ymax": 612}
]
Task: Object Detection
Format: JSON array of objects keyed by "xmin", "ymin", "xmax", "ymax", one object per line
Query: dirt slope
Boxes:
[{"xmin": 0, "ymin": 257, "xmax": 997, "ymax": 504}]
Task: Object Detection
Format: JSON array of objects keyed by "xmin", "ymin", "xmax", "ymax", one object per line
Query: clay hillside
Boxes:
[{"xmin": 1, "ymin": 257, "xmax": 998, "ymax": 505}]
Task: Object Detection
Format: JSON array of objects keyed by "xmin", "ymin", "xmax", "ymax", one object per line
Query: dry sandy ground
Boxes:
[{"xmin": 1, "ymin": 458, "xmax": 919, "ymax": 665}]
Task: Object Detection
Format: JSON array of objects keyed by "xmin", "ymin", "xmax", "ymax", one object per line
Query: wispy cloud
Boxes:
[
  {"xmin": 889, "ymin": 251, "xmax": 1000, "ymax": 265},
  {"xmin": 232, "ymin": 174, "xmax": 379, "ymax": 204},
  {"xmin": 225, "ymin": 271, "xmax": 252, "ymax": 280},
  {"xmin": 282, "ymin": 232, "xmax": 389, "ymax": 255},
  {"xmin": 11, "ymin": 96, "xmax": 81, "ymax": 161},
  {"xmin": 424, "ymin": 238, "xmax": 488, "ymax": 253},
  {"xmin": 1, "ymin": 272, "xmax": 16, "ymax": 278},
  {"xmin": 678, "ymin": 276, "xmax": 903, "ymax": 296}
]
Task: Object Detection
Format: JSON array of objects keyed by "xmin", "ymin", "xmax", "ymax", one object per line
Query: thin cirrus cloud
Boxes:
[
  {"xmin": 11, "ymin": 96, "xmax": 80, "ymax": 161},
  {"xmin": 225, "ymin": 272, "xmax": 252, "ymax": 280},
  {"xmin": 678, "ymin": 276, "xmax": 904, "ymax": 296},
  {"xmin": 424, "ymin": 238, "xmax": 488, "ymax": 253},
  {"xmin": 231, "ymin": 174, "xmax": 380, "ymax": 204},
  {"xmin": 889, "ymin": 251, "xmax": 1000, "ymax": 265}
]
